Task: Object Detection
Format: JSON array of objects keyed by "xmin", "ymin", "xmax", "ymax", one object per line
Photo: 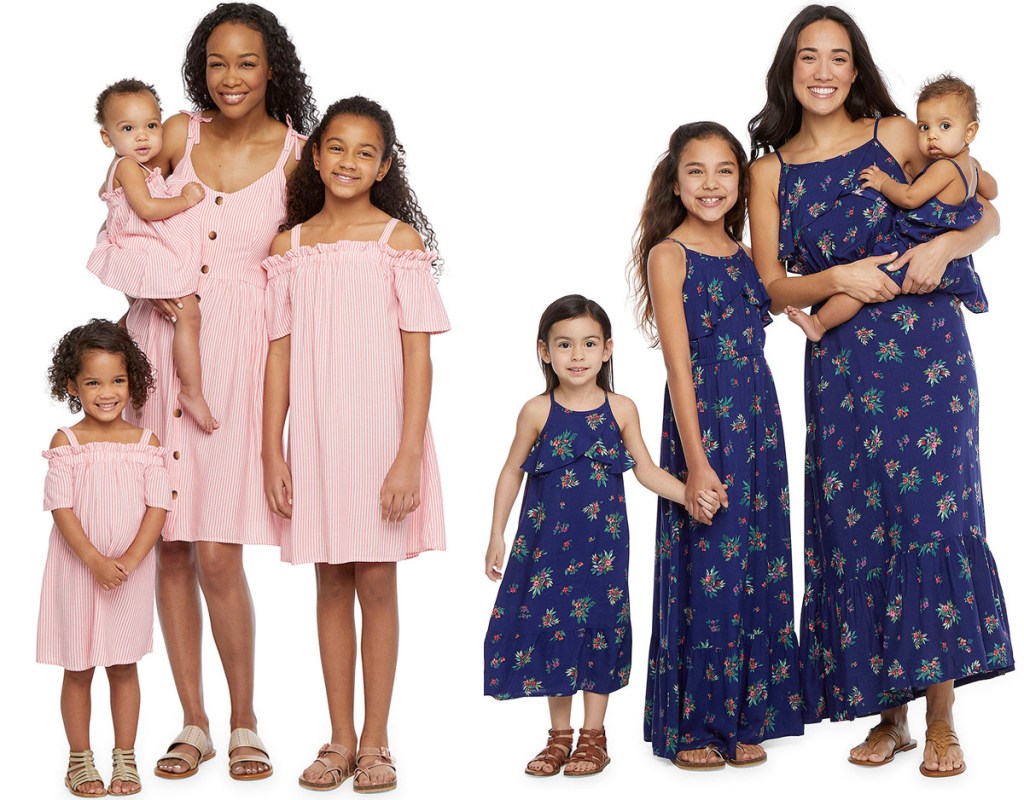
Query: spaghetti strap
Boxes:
[
  {"xmin": 661, "ymin": 236, "xmax": 688, "ymax": 254},
  {"xmin": 181, "ymin": 111, "xmax": 212, "ymax": 162},
  {"xmin": 774, "ymin": 149, "xmax": 785, "ymax": 166},
  {"xmin": 945, "ymin": 158, "xmax": 971, "ymax": 196},
  {"xmin": 378, "ymin": 218, "xmax": 400, "ymax": 245},
  {"xmin": 274, "ymin": 116, "xmax": 304, "ymax": 170},
  {"xmin": 290, "ymin": 224, "xmax": 302, "ymax": 252},
  {"xmin": 60, "ymin": 427, "xmax": 80, "ymax": 447},
  {"xmin": 138, "ymin": 427, "xmax": 152, "ymax": 445},
  {"xmin": 104, "ymin": 157, "xmax": 150, "ymax": 193},
  {"xmin": 872, "ymin": 116, "xmax": 881, "ymax": 140}
]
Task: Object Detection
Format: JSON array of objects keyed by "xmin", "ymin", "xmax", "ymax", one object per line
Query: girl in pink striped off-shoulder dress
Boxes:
[
  {"xmin": 262, "ymin": 97, "xmax": 448, "ymax": 793},
  {"xmin": 38, "ymin": 320, "xmax": 171, "ymax": 797}
]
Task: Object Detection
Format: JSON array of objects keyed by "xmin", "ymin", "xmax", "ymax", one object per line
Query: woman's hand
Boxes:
[
  {"xmin": 684, "ymin": 463, "xmax": 728, "ymax": 521},
  {"xmin": 889, "ymin": 237, "xmax": 951, "ymax": 294},
  {"xmin": 694, "ymin": 488, "xmax": 721, "ymax": 524},
  {"xmin": 485, "ymin": 533, "xmax": 505, "ymax": 581},
  {"xmin": 834, "ymin": 253, "xmax": 902, "ymax": 303},
  {"xmin": 263, "ymin": 456, "xmax": 293, "ymax": 519},
  {"xmin": 87, "ymin": 553, "xmax": 128, "ymax": 591},
  {"xmin": 380, "ymin": 452, "xmax": 421, "ymax": 523}
]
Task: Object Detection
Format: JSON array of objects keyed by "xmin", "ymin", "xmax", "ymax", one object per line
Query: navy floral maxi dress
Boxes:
[
  {"xmin": 775, "ymin": 124, "xmax": 1014, "ymax": 724},
  {"xmin": 484, "ymin": 395, "xmax": 634, "ymax": 699},
  {"xmin": 644, "ymin": 243, "xmax": 804, "ymax": 760}
]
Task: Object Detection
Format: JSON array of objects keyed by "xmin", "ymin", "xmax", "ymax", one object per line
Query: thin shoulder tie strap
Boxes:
[
  {"xmin": 378, "ymin": 218, "xmax": 400, "ymax": 245},
  {"xmin": 138, "ymin": 427, "xmax": 151, "ymax": 445},
  {"xmin": 61, "ymin": 427, "xmax": 80, "ymax": 447},
  {"xmin": 774, "ymin": 149, "xmax": 784, "ymax": 166},
  {"xmin": 945, "ymin": 158, "xmax": 970, "ymax": 196},
  {"xmin": 661, "ymin": 236, "xmax": 688, "ymax": 254},
  {"xmin": 182, "ymin": 110, "xmax": 212, "ymax": 158},
  {"xmin": 275, "ymin": 115, "xmax": 302, "ymax": 169},
  {"xmin": 290, "ymin": 224, "xmax": 302, "ymax": 252},
  {"xmin": 105, "ymin": 157, "xmax": 127, "ymax": 193},
  {"xmin": 872, "ymin": 115, "xmax": 881, "ymax": 140}
]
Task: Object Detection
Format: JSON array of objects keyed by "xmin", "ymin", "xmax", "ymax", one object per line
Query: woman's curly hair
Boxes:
[
  {"xmin": 48, "ymin": 320, "xmax": 155, "ymax": 413},
  {"xmin": 183, "ymin": 3, "xmax": 316, "ymax": 135},
  {"xmin": 283, "ymin": 96, "xmax": 441, "ymax": 271}
]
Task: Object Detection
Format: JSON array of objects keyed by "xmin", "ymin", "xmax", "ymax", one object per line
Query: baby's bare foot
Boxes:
[
  {"xmin": 178, "ymin": 389, "xmax": 219, "ymax": 433},
  {"xmin": 784, "ymin": 305, "xmax": 826, "ymax": 342}
]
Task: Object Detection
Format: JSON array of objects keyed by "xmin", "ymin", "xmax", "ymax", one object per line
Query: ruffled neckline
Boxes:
[
  {"xmin": 262, "ymin": 239, "xmax": 438, "ymax": 276},
  {"xmin": 100, "ymin": 166, "xmax": 165, "ymax": 204}
]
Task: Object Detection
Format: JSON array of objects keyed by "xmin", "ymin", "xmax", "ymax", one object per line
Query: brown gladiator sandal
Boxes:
[
  {"xmin": 564, "ymin": 728, "xmax": 610, "ymax": 777},
  {"xmin": 524, "ymin": 728, "xmax": 574, "ymax": 777}
]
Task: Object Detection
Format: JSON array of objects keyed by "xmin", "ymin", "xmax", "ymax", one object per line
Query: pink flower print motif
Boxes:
[
  {"xmin": 521, "ymin": 677, "xmax": 543, "ymax": 695},
  {"xmin": 787, "ymin": 176, "xmax": 807, "ymax": 207},
  {"xmin": 915, "ymin": 657, "xmax": 943, "ymax": 681},
  {"xmin": 891, "ymin": 305, "xmax": 919, "ymax": 333},
  {"xmin": 527, "ymin": 502, "xmax": 546, "ymax": 529},
  {"xmin": 591, "ymin": 550, "xmax": 615, "ymax": 575},
  {"xmin": 860, "ymin": 387, "xmax": 884, "ymax": 415},
  {"xmin": 582, "ymin": 501, "xmax": 600, "ymax": 521},
  {"xmin": 707, "ymin": 278, "xmax": 724, "ymax": 304},
  {"xmin": 513, "ymin": 645, "xmax": 535, "ymax": 670},
  {"xmin": 590, "ymin": 461, "xmax": 608, "ymax": 487},
  {"xmin": 585, "ymin": 412, "xmax": 605, "ymax": 431},
  {"xmin": 607, "ymin": 587, "xmax": 624, "ymax": 606},
  {"xmin": 591, "ymin": 631, "xmax": 608, "ymax": 651},
  {"xmin": 924, "ymin": 359, "xmax": 951, "ymax": 386},
  {"xmin": 550, "ymin": 430, "xmax": 577, "ymax": 460},
  {"xmin": 570, "ymin": 596, "xmax": 596, "ymax": 623},
  {"xmin": 936, "ymin": 600, "xmax": 961, "ymax": 630},
  {"xmin": 604, "ymin": 513, "xmax": 624, "ymax": 539},
  {"xmin": 700, "ymin": 567, "xmax": 725, "ymax": 597},
  {"xmin": 862, "ymin": 198, "xmax": 888, "ymax": 228},
  {"xmin": 808, "ymin": 201, "xmax": 828, "ymax": 218},
  {"xmin": 560, "ymin": 469, "xmax": 579, "ymax": 489},
  {"xmin": 541, "ymin": 608, "xmax": 560, "ymax": 628},
  {"xmin": 529, "ymin": 567, "xmax": 553, "ymax": 598},
  {"xmin": 817, "ymin": 231, "xmax": 836, "ymax": 260},
  {"xmin": 917, "ymin": 427, "xmax": 942, "ymax": 459},
  {"xmin": 936, "ymin": 491, "xmax": 958, "ymax": 520}
]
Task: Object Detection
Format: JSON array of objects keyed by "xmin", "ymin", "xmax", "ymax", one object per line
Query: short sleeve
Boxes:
[
  {"xmin": 390, "ymin": 249, "xmax": 451, "ymax": 334},
  {"xmin": 263, "ymin": 256, "xmax": 294, "ymax": 340},
  {"xmin": 42, "ymin": 452, "xmax": 74, "ymax": 511},
  {"xmin": 144, "ymin": 459, "xmax": 173, "ymax": 511}
]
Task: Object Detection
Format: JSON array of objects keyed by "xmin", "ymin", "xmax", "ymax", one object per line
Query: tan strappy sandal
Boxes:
[
  {"xmin": 564, "ymin": 728, "xmax": 610, "ymax": 777},
  {"xmin": 228, "ymin": 728, "xmax": 273, "ymax": 781},
  {"xmin": 524, "ymin": 728, "xmax": 574, "ymax": 777},
  {"xmin": 848, "ymin": 721, "xmax": 917, "ymax": 767},
  {"xmin": 109, "ymin": 748, "xmax": 141, "ymax": 795},
  {"xmin": 353, "ymin": 747, "xmax": 397, "ymax": 794},
  {"xmin": 298, "ymin": 743, "xmax": 356, "ymax": 791},
  {"xmin": 66, "ymin": 749, "xmax": 107, "ymax": 797},
  {"xmin": 674, "ymin": 744, "xmax": 726, "ymax": 771},
  {"xmin": 919, "ymin": 720, "xmax": 966, "ymax": 777},
  {"xmin": 153, "ymin": 725, "xmax": 215, "ymax": 779}
]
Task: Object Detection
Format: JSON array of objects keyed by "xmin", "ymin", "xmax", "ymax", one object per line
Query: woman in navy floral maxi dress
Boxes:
[{"xmin": 749, "ymin": 6, "xmax": 1012, "ymax": 777}]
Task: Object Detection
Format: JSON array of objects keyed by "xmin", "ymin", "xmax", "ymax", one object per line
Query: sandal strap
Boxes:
[
  {"xmin": 354, "ymin": 747, "xmax": 396, "ymax": 780},
  {"xmin": 313, "ymin": 743, "xmax": 355, "ymax": 778},
  {"xmin": 111, "ymin": 748, "xmax": 141, "ymax": 785},
  {"xmin": 68, "ymin": 750, "xmax": 103, "ymax": 791},
  {"xmin": 925, "ymin": 721, "xmax": 960, "ymax": 758},
  {"xmin": 161, "ymin": 724, "xmax": 212, "ymax": 768},
  {"xmin": 568, "ymin": 728, "xmax": 610, "ymax": 769},
  {"xmin": 228, "ymin": 727, "xmax": 271, "ymax": 768},
  {"xmin": 530, "ymin": 728, "xmax": 574, "ymax": 767}
]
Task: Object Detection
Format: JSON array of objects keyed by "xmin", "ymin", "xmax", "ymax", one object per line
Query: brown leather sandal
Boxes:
[
  {"xmin": 564, "ymin": 728, "xmax": 610, "ymax": 777},
  {"xmin": 919, "ymin": 720, "xmax": 966, "ymax": 777},
  {"xmin": 353, "ymin": 747, "xmax": 397, "ymax": 794},
  {"xmin": 298, "ymin": 743, "xmax": 356, "ymax": 791},
  {"xmin": 524, "ymin": 728, "xmax": 574, "ymax": 777},
  {"xmin": 674, "ymin": 745, "xmax": 726, "ymax": 771},
  {"xmin": 848, "ymin": 721, "xmax": 917, "ymax": 767}
]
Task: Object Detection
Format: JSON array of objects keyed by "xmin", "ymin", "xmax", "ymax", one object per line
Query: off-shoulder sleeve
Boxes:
[
  {"xmin": 144, "ymin": 452, "xmax": 173, "ymax": 511},
  {"xmin": 262, "ymin": 254, "xmax": 295, "ymax": 340},
  {"xmin": 42, "ymin": 450, "xmax": 74, "ymax": 511},
  {"xmin": 390, "ymin": 249, "xmax": 451, "ymax": 334}
]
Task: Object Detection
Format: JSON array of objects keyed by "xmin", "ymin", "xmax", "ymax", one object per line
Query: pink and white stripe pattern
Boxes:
[
  {"xmin": 36, "ymin": 427, "xmax": 171, "ymax": 670},
  {"xmin": 124, "ymin": 112, "xmax": 303, "ymax": 544},
  {"xmin": 262, "ymin": 220, "xmax": 449, "ymax": 564}
]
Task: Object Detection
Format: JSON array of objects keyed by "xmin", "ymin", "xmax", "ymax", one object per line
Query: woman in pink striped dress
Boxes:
[
  {"xmin": 262, "ymin": 96, "xmax": 449, "ymax": 793},
  {"xmin": 39, "ymin": 320, "xmax": 171, "ymax": 796},
  {"xmin": 117, "ymin": 3, "xmax": 316, "ymax": 781}
]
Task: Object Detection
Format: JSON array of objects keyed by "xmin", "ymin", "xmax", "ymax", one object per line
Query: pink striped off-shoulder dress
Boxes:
[
  {"xmin": 125, "ymin": 112, "xmax": 303, "ymax": 544},
  {"xmin": 36, "ymin": 427, "xmax": 172, "ymax": 670},
  {"xmin": 262, "ymin": 219, "xmax": 450, "ymax": 564}
]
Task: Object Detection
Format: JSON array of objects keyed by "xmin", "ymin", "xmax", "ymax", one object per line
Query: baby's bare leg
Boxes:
[
  {"xmin": 785, "ymin": 293, "xmax": 864, "ymax": 342},
  {"xmin": 172, "ymin": 295, "xmax": 218, "ymax": 433}
]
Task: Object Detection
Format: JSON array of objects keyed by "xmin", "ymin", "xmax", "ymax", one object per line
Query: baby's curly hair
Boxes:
[
  {"xmin": 183, "ymin": 3, "xmax": 317, "ymax": 134},
  {"xmin": 283, "ymin": 96, "xmax": 441, "ymax": 272},
  {"xmin": 48, "ymin": 320, "xmax": 155, "ymax": 413},
  {"xmin": 95, "ymin": 78, "xmax": 161, "ymax": 125}
]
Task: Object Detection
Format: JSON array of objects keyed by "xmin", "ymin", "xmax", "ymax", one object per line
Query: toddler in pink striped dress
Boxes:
[
  {"xmin": 86, "ymin": 79, "xmax": 219, "ymax": 433},
  {"xmin": 38, "ymin": 320, "xmax": 171, "ymax": 797},
  {"xmin": 262, "ymin": 97, "xmax": 449, "ymax": 793}
]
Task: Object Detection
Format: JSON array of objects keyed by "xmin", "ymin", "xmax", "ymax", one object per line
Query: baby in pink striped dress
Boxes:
[
  {"xmin": 86, "ymin": 79, "xmax": 218, "ymax": 433},
  {"xmin": 38, "ymin": 320, "xmax": 171, "ymax": 797},
  {"xmin": 262, "ymin": 97, "xmax": 448, "ymax": 793}
]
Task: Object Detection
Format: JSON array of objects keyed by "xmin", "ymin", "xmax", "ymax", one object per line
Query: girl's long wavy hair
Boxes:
[
  {"xmin": 748, "ymin": 4, "xmax": 903, "ymax": 159},
  {"xmin": 536, "ymin": 295, "xmax": 614, "ymax": 395},
  {"xmin": 183, "ymin": 3, "xmax": 317, "ymax": 134},
  {"xmin": 283, "ymin": 96, "xmax": 440, "ymax": 270},
  {"xmin": 629, "ymin": 122, "xmax": 748, "ymax": 345}
]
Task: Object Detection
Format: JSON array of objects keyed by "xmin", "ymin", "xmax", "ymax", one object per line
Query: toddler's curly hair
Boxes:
[{"xmin": 48, "ymin": 320, "xmax": 155, "ymax": 412}]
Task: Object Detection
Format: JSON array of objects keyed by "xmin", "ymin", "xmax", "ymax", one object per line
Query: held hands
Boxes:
[
  {"xmin": 87, "ymin": 553, "xmax": 128, "ymax": 591},
  {"xmin": 858, "ymin": 165, "xmax": 890, "ymax": 192},
  {"xmin": 380, "ymin": 452, "xmax": 421, "ymax": 523},
  {"xmin": 485, "ymin": 533, "xmax": 506, "ymax": 581},
  {"xmin": 684, "ymin": 463, "xmax": 728, "ymax": 523},
  {"xmin": 181, "ymin": 181, "xmax": 205, "ymax": 206},
  {"xmin": 263, "ymin": 456, "xmax": 293, "ymax": 519},
  {"xmin": 838, "ymin": 254, "xmax": 901, "ymax": 303},
  {"xmin": 694, "ymin": 489, "xmax": 722, "ymax": 524},
  {"xmin": 889, "ymin": 238, "xmax": 950, "ymax": 294}
]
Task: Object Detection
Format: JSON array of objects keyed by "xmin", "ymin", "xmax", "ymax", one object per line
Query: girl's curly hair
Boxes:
[
  {"xmin": 48, "ymin": 320, "xmax": 155, "ymax": 413},
  {"xmin": 283, "ymin": 96, "xmax": 441, "ymax": 271},
  {"xmin": 183, "ymin": 3, "xmax": 316, "ymax": 135}
]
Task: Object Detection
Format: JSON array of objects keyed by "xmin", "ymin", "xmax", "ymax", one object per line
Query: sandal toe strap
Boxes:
[
  {"xmin": 68, "ymin": 750, "xmax": 103, "ymax": 791},
  {"xmin": 111, "ymin": 748, "xmax": 140, "ymax": 784}
]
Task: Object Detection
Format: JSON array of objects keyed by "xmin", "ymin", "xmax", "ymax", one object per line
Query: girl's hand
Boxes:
[
  {"xmin": 695, "ymin": 489, "xmax": 721, "ymax": 524},
  {"xmin": 485, "ymin": 534, "xmax": 505, "ymax": 581},
  {"xmin": 858, "ymin": 165, "xmax": 889, "ymax": 192},
  {"xmin": 263, "ymin": 456, "xmax": 293, "ymax": 519},
  {"xmin": 88, "ymin": 554, "xmax": 128, "ymax": 591},
  {"xmin": 380, "ymin": 453, "xmax": 421, "ymax": 523},
  {"xmin": 889, "ymin": 237, "xmax": 950, "ymax": 294},
  {"xmin": 181, "ymin": 182, "xmax": 205, "ymax": 206},
  {"xmin": 835, "ymin": 254, "xmax": 901, "ymax": 303},
  {"xmin": 684, "ymin": 464, "xmax": 728, "ymax": 521}
]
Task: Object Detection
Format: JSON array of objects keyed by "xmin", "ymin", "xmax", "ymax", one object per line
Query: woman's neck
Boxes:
[
  {"xmin": 793, "ymin": 111, "xmax": 866, "ymax": 156},
  {"xmin": 207, "ymin": 106, "xmax": 276, "ymax": 141}
]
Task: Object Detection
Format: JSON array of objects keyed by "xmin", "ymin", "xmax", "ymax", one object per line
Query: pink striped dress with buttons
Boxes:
[
  {"xmin": 36, "ymin": 427, "xmax": 172, "ymax": 670},
  {"xmin": 124, "ymin": 112, "xmax": 304, "ymax": 544},
  {"xmin": 262, "ymin": 219, "xmax": 449, "ymax": 564}
]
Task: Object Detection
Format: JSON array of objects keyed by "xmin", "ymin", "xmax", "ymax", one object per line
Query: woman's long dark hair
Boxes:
[
  {"xmin": 283, "ymin": 96, "xmax": 440, "ymax": 267},
  {"xmin": 748, "ymin": 4, "xmax": 903, "ymax": 159},
  {"xmin": 537, "ymin": 295, "xmax": 614, "ymax": 394},
  {"xmin": 183, "ymin": 3, "xmax": 317, "ymax": 134},
  {"xmin": 629, "ymin": 122, "xmax": 748, "ymax": 345}
]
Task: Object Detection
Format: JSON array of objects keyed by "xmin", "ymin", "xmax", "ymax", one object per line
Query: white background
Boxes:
[{"xmin": 4, "ymin": 0, "xmax": 1019, "ymax": 797}]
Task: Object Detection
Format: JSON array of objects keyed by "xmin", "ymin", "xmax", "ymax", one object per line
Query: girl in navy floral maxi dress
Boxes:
[
  {"xmin": 748, "ymin": 7, "xmax": 1012, "ymax": 777},
  {"xmin": 483, "ymin": 295, "xmax": 720, "ymax": 777},
  {"xmin": 632, "ymin": 123, "xmax": 803, "ymax": 770}
]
